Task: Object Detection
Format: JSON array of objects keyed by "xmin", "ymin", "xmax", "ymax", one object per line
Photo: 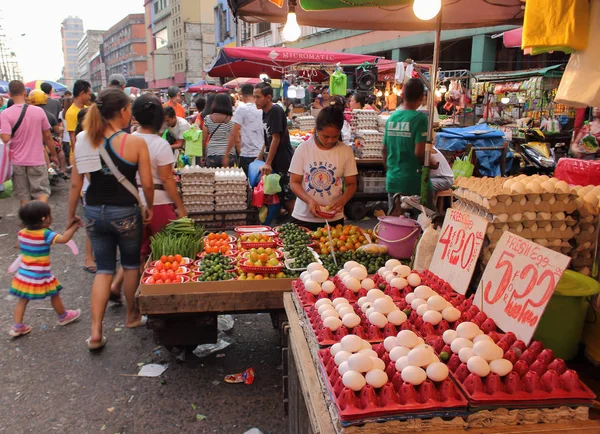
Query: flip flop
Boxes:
[
  {"xmin": 126, "ymin": 316, "xmax": 148, "ymax": 329},
  {"xmin": 87, "ymin": 336, "xmax": 107, "ymax": 351},
  {"xmin": 82, "ymin": 265, "xmax": 97, "ymax": 274}
]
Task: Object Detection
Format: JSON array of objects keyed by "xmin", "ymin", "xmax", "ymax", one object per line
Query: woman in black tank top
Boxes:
[{"xmin": 67, "ymin": 88, "xmax": 155, "ymax": 351}]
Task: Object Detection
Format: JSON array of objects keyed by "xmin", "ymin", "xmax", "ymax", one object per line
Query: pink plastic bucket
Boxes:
[{"xmin": 374, "ymin": 216, "xmax": 421, "ymax": 259}]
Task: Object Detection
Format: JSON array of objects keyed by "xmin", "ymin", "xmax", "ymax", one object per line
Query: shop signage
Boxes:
[
  {"xmin": 429, "ymin": 209, "xmax": 488, "ymax": 295},
  {"xmin": 474, "ymin": 232, "xmax": 570, "ymax": 345}
]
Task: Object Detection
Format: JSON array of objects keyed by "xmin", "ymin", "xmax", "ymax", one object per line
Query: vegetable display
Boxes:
[{"xmin": 150, "ymin": 218, "xmax": 204, "ymax": 260}]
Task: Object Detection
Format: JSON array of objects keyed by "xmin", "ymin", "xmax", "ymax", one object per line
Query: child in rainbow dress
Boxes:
[{"xmin": 9, "ymin": 201, "xmax": 82, "ymax": 337}]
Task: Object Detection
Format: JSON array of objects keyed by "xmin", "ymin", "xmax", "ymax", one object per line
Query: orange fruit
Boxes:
[{"xmin": 160, "ymin": 255, "xmax": 167, "ymax": 263}]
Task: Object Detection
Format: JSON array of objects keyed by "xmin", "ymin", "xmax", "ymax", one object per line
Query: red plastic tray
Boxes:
[
  {"xmin": 239, "ymin": 261, "xmax": 284, "ymax": 274},
  {"xmin": 144, "ymin": 266, "xmax": 190, "ymax": 276},
  {"xmin": 293, "ymin": 279, "xmax": 361, "ymax": 307},
  {"xmin": 318, "ymin": 346, "xmax": 468, "ymax": 422},
  {"xmin": 203, "ymin": 234, "xmax": 238, "ymax": 243},
  {"xmin": 142, "ymin": 275, "xmax": 190, "ymax": 284},
  {"xmin": 148, "ymin": 257, "xmax": 192, "ymax": 267},
  {"xmin": 237, "ymin": 249, "xmax": 284, "ymax": 260},
  {"xmin": 238, "ymin": 240, "xmax": 279, "ymax": 249}
]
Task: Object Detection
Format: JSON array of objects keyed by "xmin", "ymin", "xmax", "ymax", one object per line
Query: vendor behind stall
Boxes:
[{"xmin": 289, "ymin": 97, "xmax": 358, "ymax": 231}]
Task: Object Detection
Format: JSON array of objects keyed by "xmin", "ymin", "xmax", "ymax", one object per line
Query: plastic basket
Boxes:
[
  {"xmin": 358, "ymin": 176, "xmax": 387, "ymax": 193},
  {"xmin": 239, "ymin": 262, "xmax": 284, "ymax": 274}
]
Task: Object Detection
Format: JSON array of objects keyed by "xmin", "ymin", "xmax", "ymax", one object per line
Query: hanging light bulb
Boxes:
[
  {"xmin": 384, "ymin": 91, "xmax": 390, "ymax": 97},
  {"xmin": 376, "ymin": 90, "xmax": 383, "ymax": 97},
  {"xmin": 439, "ymin": 85, "xmax": 447, "ymax": 93},
  {"xmin": 501, "ymin": 95, "xmax": 510, "ymax": 104},
  {"xmin": 435, "ymin": 89, "xmax": 442, "ymax": 98},
  {"xmin": 413, "ymin": 0, "xmax": 442, "ymax": 21},
  {"xmin": 259, "ymin": 73, "xmax": 269, "ymax": 81},
  {"xmin": 282, "ymin": 0, "xmax": 301, "ymax": 42},
  {"xmin": 288, "ymin": 85, "xmax": 297, "ymax": 98}
]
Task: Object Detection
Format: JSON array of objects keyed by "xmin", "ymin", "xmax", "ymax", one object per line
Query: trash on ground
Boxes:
[
  {"xmin": 114, "ymin": 328, "xmax": 122, "ymax": 332},
  {"xmin": 196, "ymin": 414, "xmax": 207, "ymax": 421},
  {"xmin": 137, "ymin": 363, "xmax": 168, "ymax": 377},
  {"xmin": 193, "ymin": 332, "xmax": 232, "ymax": 358},
  {"xmin": 244, "ymin": 429, "xmax": 263, "ymax": 434},
  {"xmin": 191, "ymin": 403, "xmax": 197, "ymax": 410},
  {"xmin": 217, "ymin": 314, "xmax": 234, "ymax": 332},
  {"xmin": 224, "ymin": 367, "xmax": 255, "ymax": 385},
  {"xmin": 216, "ymin": 353, "xmax": 225, "ymax": 358},
  {"xmin": 107, "ymin": 407, "xmax": 114, "ymax": 413}
]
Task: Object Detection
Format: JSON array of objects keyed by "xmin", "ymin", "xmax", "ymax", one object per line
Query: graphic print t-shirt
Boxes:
[{"xmin": 289, "ymin": 138, "xmax": 358, "ymax": 223}]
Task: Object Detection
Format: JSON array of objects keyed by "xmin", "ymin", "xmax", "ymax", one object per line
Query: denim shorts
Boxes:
[{"xmin": 84, "ymin": 205, "xmax": 142, "ymax": 274}]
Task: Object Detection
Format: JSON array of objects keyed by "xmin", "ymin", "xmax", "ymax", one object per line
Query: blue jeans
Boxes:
[{"xmin": 84, "ymin": 205, "xmax": 142, "ymax": 274}]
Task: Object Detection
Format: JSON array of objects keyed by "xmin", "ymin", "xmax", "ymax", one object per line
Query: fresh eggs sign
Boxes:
[
  {"xmin": 474, "ymin": 232, "xmax": 571, "ymax": 345},
  {"xmin": 429, "ymin": 209, "xmax": 488, "ymax": 295}
]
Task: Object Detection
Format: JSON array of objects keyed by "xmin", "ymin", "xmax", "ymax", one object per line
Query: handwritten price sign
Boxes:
[
  {"xmin": 474, "ymin": 232, "xmax": 571, "ymax": 345},
  {"xmin": 429, "ymin": 209, "xmax": 488, "ymax": 295}
]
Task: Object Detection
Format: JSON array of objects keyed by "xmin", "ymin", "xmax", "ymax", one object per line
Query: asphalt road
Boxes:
[{"xmin": 0, "ymin": 181, "xmax": 287, "ymax": 434}]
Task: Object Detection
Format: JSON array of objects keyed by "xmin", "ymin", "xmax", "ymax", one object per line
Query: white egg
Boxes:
[
  {"xmin": 323, "ymin": 317, "xmax": 343, "ymax": 331},
  {"xmin": 334, "ymin": 350, "xmax": 352, "ymax": 366},
  {"xmin": 344, "ymin": 261, "xmax": 360, "ymax": 272},
  {"xmin": 361, "ymin": 340, "xmax": 372, "ymax": 350},
  {"xmin": 416, "ymin": 337, "xmax": 425, "ymax": 346},
  {"xmin": 342, "ymin": 313, "xmax": 361, "ymax": 329},
  {"xmin": 473, "ymin": 334, "xmax": 494, "ymax": 344},
  {"xmin": 390, "ymin": 277, "xmax": 408, "ymax": 289},
  {"xmin": 414, "ymin": 285, "xmax": 434, "ymax": 299},
  {"xmin": 338, "ymin": 271, "xmax": 350, "ymax": 280},
  {"xmin": 473, "ymin": 341, "xmax": 504, "ymax": 362},
  {"xmin": 342, "ymin": 370, "xmax": 366, "ymax": 391},
  {"xmin": 378, "ymin": 266, "xmax": 387, "ymax": 276},
  {"xmin": 332, "ymin": 297, "xmax": 350, "ymax": 308},
  {"xmin": 336, "ymin": 269, "xmax": 347, "ymax": 277},
  {"xmin": 406, "ymin": 273, "xmax": 421, "ymax": 287},
  {"xmin": 368, "ymin": 311, "xmax": 388, "ymax": 328},
  {"xmin": 423, "ymin": 310, "xmax": 443, "ymax": 325},
  {"xmin": 305, "ymin": 280, "xmax": 322, "ymax": 295},
  {"xmin": 396, "ymin": 330, "xmax": 419, "ymax": 348},
  {"xmin": 451, "ymin": 338, "xmax": 474, "ymax": 354},
  {"xmin": 427, "ymin": 295, "xmax": 448, "ymax": 312},
  {"xmin": 458, "ymin": 347, "xmax": 474, "ymax": 363},
  {"xmin": 338, "ymin": 361, "xmax": 350, "ymax": 376},
  {"xmin": 321, "ymin": 280, "xmax": 336, "ymax": 294},
  {"xmin": 395, "ymin": 356, "xmax": 410, "ymax": 373},
  {"xmin": 337, "ymin": 305, "xmax": 354, "ymax": 317},
  {"xmin": 384, "ymin": 336, "xmax": 399, "ymax": 352},
  {"xmin": 467, "ymin": 356, "xmax": 491, "ymax": 377},
  {"xmin": 302, "ymin": 273, "xmax": 312, "ymax": 283},
  {"xmin": 392, "ymin": 264, "xmax": 412, "ymax": 278},
  {"xmin": 442, "ymin": 306, "xmax": 461, "ymax": 322},
  {"xmin": 370, "ymin": 357, "xmax": 386, "ymax": 372},
  {"xmin": 366, "ymin": 307, "xmax": 375, "ymax": 317},
  {"xmin": 361, "ymin": 302, "xmax": 373, "ymax": 313},
  {"xmin": 357, "ymin": 296, "xmax": 368, "ymax": 307},
  {"xmin": 489, "ymin": 358, "xmax": 513, "ymax": 377},
  {"xmin": 331, "ymin": 343, "xmax": 343, "ymax": 357},
  {"xmin": 350, "ymin": 267, "xmax": 368, "ymax": 281},
  {"xmin": 426, "ymin": 362, "xmax": 449, "ymax": 382},
  {"xmin": 387, "ymin": 310, "xmax": 408, "ymax": 326},
  {"xmin": 348, "ymin": 353, "xmax": 373, "ymax": 373},
  {"xmin": 343, "ymin": 277, "xmax": 361, "ymax": 293},
  {"xmin": 408, "ymin": 348, "xmax": 433, "ymax": 367},
  {"xmin": 385, "ymin": 259, "xmax": 402, "ymax": 270},
  {"xmin": 381, "ymin": 270, "xmax": 392, "ymax": 281},
  {"xmin": 315, "ymin": 298, "xmax": 333, "ymax": 310},
  {"xmin": 361, "ymin": 278, "xmax": 375, "ymax": 290},
  {"xmin": 367, "ymin": 288, "xmax": 385, "ymax": 302},
  {"xmin": 374, "ymin": 298, "xmax": 395, "ymax": 315},
  {"xmin": 307, "ymin": 262, "xmax": 325, "ymax": 273},
  {"xmin": 365, "ymin": 369, "xmax": 388, "ymax": 388},
  {"xmin": 389, "ymin": 345, "xmax": 410, "ymax": 362},
  {"xmin": 311, "ymin": 269, "xmax": 329, "ymax": 283},
  {"xmin": 414, "ymin": 343, "xmax": 435, "ymax": 353},
  {"xmin": 340, "ymin": 334, "xmax": 363, "ymax": 353},
  {"xmin": 416, "ymin": 304, "xmax": 429, "ymax": 317},
  {"xmin": 443, "ymin": 329, "xmax": 458, "ymax": 345},
  {"xmin": 411, "ymin": 298, "xmax": 427, "ymax": 310},
  {"xmin": 405, "ymin": 293, "xmax": 416, "ymax": 305},
  {"xmin": 385, "ymin": 273, "xmax": 396, "ymax": 284},
  {"xmin": 321, "ymin": 310, "xmax": 339, "ymax": 321},
  {"xmin": 401, "ymin": 366, "xmax": 427, "ymax": 385},
  {"xmin": 456, "ymin": 322, "xmax": 481, "ymax": 340},
  {"xmin": 300, "ymin": 271, "xmax": 310, "ymax": 280},
  {"xmin": 318, "ymin": 304, "xmax": 336, "ymax": 316}
]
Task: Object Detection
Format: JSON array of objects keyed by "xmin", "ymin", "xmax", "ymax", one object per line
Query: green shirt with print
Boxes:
[{"xmin": 383, "ymin": 109, "xmax": 428, "ymax": 195}]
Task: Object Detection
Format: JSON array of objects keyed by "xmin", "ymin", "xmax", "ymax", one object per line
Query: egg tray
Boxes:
[
  {"xmin": 317, "ymin": 347, "xmax": 468, "ymax": 422},
  {"xmin": 292, "ymin": 279, "xmax": 361, "ymax": 307},
  {"xmin": 304, "ymin": 299, "xmax": 415, "ymax": 346}
]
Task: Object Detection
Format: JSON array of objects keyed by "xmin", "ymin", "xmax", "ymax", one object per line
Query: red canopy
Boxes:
[
  {"xmin": 187, "ymin": 84, "xmax": 228, "ymax": 93},
  {"xmin": 207, "ymin": 46, "xmax": 381, "ymax": 79}
]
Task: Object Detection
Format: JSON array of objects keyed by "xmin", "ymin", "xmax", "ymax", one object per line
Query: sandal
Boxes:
[
  {"xmin": 126, "ymin": 316, "xmax": 148, "ymax": 329},
  {"xmin": 82, "ymin": 265, "xmax": 97, "ymax": 274},
  {"xmin": 109, "ymin": 291, "xmax": 123, "ymax": 305},
  {"xmin": 87, "ymin": 336, "xmax": 107, "ymax": 351}
]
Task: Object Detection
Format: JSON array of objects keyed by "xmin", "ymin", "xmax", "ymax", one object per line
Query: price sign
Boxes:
[
  {"xmin": 474, "ymin": 232, "xmax": 571, "ymax": 345},
  {"xmin": 429, "ymin": 209, "xmax": 488, "ymax": 295}
]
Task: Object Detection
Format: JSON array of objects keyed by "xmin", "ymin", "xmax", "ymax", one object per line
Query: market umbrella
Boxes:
[
  {"xmin": 24, "ymin": 80, "xmax": 68, "ymax": 93},
  {"xmin": 224, "ymin": 77, "xmax": 263, "ymax": 89},
  {"xmin": 186, "ymin": 83, "xmax": 228, "ymax": 93}
]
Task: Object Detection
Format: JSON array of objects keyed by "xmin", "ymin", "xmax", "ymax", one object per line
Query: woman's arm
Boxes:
[
  {"xmin": 290, "ymin": 173, "xmax": 319, "ymax": 217},
  {"xmin": 158, "ymin": 164, "xmax": 186, "ymax": 217},
  {"xmin": 67, "ymin": 164, "xmax": 84, "ymax": 228}
]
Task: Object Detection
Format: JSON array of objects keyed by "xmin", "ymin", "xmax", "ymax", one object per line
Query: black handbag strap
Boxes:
[{"xmin": 12, "ymin": 104, "xmax": 29, "ymax": 136}]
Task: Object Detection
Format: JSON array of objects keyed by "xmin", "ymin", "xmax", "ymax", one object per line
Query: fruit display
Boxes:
[
  {"xmin": 195, "ymin": 253, "xmax": 235, "ymax": 272},
  {"xmin": 193, "ymin": 270, "xmax": 236, "ymax": 281},
  {"xmin": 311, "ymin": 224, "xmax": 372, "ymax": 255},
  {"xmin": 237, "ymin": 271, "xmax": 290, "ymax": 280},
  {"xmin": 144, "ymin": 255, "xmax": 191, "ymax": 285},
  {"xmin": 320, "ymin": 249, "xmax": 392, "ymax": 276},
  {"xmin": 238, "ymin": 232, "xmax": 278, "ymax": 248},
  {"xmin": 149, "ymin": 218, "xmax": 205, "ymax": 260},
  {"xmin": 284, "ymin": 244, "xmax": 319, "ymax": 270},
  {"xmin": 204, "ymin": 232, "xmax": 237, "ymax": 255},
  {"xmin": 276, "ymin": 223, "xmax": 312, "ymax": 245}
]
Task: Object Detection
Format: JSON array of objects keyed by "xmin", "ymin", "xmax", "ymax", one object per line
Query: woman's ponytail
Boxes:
[
  {"xmin": 82, "ymin": 87, "xmax": 131, "ymax": 148},
  {"xmin": 83, "ymin": 103, "xmax": 105, "ymax": 148}
]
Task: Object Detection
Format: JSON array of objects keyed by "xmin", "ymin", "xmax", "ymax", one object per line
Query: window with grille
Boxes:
[
  {"xmin": 241, "ymin": 22, "xmax": 251, "ymax": 42},
  {"xmin": 256, "ymin": 22, "xmax": 270, "ymax": 35}
]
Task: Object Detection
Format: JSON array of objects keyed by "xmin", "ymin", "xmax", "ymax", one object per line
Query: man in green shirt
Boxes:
[{"xmin": 383, "ymin": 78, "xmax": 430, "ymax": 209}]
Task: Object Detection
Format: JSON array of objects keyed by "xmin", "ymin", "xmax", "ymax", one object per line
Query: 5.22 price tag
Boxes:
[
  {"xmin": 474, "ymin": 232, "xmax": 571, "ymax": 345},
  {"xmin": 429, "ymin": 209, "xmax": 488, "ymax": 295}
]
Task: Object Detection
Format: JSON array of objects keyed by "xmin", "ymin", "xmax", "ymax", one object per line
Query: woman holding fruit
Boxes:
[{"xmin": 289, "ymin": 97, "xmax": 358, "ymax": 231}]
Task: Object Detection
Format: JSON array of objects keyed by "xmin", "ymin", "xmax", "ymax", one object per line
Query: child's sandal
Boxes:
[
  {"xmin": 87, "ymin": 336, "xmax": 107, "ymax": 351},
  {"xmin": 9, "ymin": 324, "xmax": 32, "ymax": 338}
]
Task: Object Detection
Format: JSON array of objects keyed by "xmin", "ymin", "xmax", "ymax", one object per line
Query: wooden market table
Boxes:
[{"xmin": 283, "ymin": 293, "xmax": 600, "ymax": 434}]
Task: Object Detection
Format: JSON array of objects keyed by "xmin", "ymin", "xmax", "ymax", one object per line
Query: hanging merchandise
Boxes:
[
  {"xmin": 522, "ymin": 0, "xmax": 589, "ymax": 54},
  {"xmin": 570, "ymin": 121, "xmax": 599, "ymax": 159},
  {"xmin": 556, "ymin": 0, "xmax": 600, "ymax": 108},
  {"xmin": 329, "ymin": 67, "xmax": 347, "ymax": 96},
  {"xmin": 395, "ymin": 62, "xmax": 405, "ymax": 83},
  {"xmin": 404, "ymin": 63, "xmax": 414, "ymax": 84},
  {"xmin": 183, "ymin": 126, "xmax": 203, "ymax": 157}
]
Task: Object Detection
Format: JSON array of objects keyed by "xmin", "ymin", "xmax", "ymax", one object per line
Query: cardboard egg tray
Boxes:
[{"xmin": 317, "ymin": 348, "xmax": 468, "ymax": 422}]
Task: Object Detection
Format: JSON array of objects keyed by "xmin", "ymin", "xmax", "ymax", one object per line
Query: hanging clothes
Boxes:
[
  {"xmin": 329, "ymin": 69, "xmax": 347, "ymax": 96},
  {"xmin": 522, "ymin": 0, "xmax": 589, "ymax": 54},
  {"xmin": 395, "ymin": 62, "xmax": 405, "ymax": 82}
]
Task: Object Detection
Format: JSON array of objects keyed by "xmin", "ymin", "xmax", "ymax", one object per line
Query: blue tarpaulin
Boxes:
[{"xmin": 435, "ymin": 124, "xmax": 513, "ymax": 177}]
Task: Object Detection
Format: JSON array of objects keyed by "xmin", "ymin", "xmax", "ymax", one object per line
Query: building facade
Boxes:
[
  {"xmin": 89, "ymin": 51, "xmax": 105, "ymax": 92},
  {"xmin": 214, "ymin": 0, "xmax": 236, "ymax": 49},
  {"xmin": 77, "ymin": 30, "xmax": 105, "ymax": 83},
  {"xmin": 61, "ymin": 16, "xmax": 84, "ymax": 88},
  {"xmin": 144, "ymin": 0, "xmax": 217, "ymax": 88},
  {"xmin": 103, "ymin": 14, "xmax": 147, "ymax": 89}
]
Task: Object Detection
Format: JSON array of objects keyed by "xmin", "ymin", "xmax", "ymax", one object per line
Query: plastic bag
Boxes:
[
  {"xmin": 183, "ymin": 126, "xmax": 203, "ymax": 157},
  {"xmin": 251, "ymin": 179, "xmax": 265, "ymax": 208},
  {"xmin": 0, "ymin": 142, "xmax": 12, "ymax": 184},
  {"xmin": 452, "ymin": 149, "xmax": 475, "ymax": 178},
  {"xmin": 570, "ymin": 122, "xmax": 599, "ymax": 158},
  {"xmin": 248, "ymin": 160, "xmax": 264, "ymax": 188},
  {"xmin": 263, "ymin": 173, "xmax": 282, "ymax": 195},
  {"xmin": 193, "ymin": 331, "xmax": 233, "ymax": 358},
  {"xmin": 413, "ymin": 214, "xmax": 440, "ymax": 272}
]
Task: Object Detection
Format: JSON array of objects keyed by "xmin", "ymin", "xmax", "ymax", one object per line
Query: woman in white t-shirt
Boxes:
[{"xmin": 289, "ymin": 97, "xmax": 358, "ymax": 231}]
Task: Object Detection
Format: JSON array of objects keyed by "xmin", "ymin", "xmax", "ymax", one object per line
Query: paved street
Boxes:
[{"xmin": 0, "ymin": 181, "xmax": 287, "ymax": 434}]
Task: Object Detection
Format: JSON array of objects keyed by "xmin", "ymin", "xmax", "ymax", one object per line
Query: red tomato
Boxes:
[
  {"xmin": 164, "ymin": 279, "xmax": 172, "ymax": 284},
  {"xmin": 175, "ymin": 254, "xmax": 182, "ymax": 262},
  {"xmin": 147, "ymin": 277, "xmax": 155, "ymax": 284},
  {"xmin": 167, "ymin": 255, "xmax": 175, "ymax": 263},
  {"xmin": 160, "ymin": 255, "xmax": 167, "ymax": 263},
  {"xmin": 156, "ymin": 262, "xmax": 164, "ymax": 271},
  {"xmin": 155, "ymin": 279, "xmax": 164, "ymax": 284},
  {"xmin": 160, "ymin": 272, "xmax": 168, "ymax": 281}
]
